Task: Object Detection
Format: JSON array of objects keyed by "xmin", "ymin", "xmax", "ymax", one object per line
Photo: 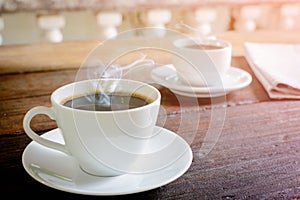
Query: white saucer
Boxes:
[
  {"xmin": 151, "ymin": 64, "xmax": 252, "ymax": 98},
  {"xmin": 22, "ymin": 126, "xmax": 193, "ymax": 196}
]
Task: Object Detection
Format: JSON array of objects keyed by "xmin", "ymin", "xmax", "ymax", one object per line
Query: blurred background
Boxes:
[{"xmin": 0, "ymin": 0, "xmax": 299, "ymax": 45}]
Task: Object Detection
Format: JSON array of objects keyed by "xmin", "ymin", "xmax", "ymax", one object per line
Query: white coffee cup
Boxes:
[
  {"xmin": 172, "ymin": 37, "xmax": 232, "ymax": 87},
  {"xmin": 23, "ymin": 79, "xmax": 161, "ymax": 177}
]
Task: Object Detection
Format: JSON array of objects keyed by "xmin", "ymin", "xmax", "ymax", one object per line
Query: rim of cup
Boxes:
[
  {"xmin": 52, "ymin": 78, "xmax": 161, "ymax": 114},
  {"xmin": 173, "ymin": 37, "xmax": 232, "ymax": 52}
]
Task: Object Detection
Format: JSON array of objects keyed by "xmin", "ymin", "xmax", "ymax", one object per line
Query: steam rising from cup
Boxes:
[{"xmin": 85, "ymin": 54, "xmax": 156, "ymax": 108}]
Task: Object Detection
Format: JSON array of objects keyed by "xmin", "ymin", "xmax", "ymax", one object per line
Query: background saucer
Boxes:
[
  {"xmin": 151, "ymin": 64, "xmax": 252, "ymax": 97},
  {"xmin": 170, "ymin": 88, "xmax": 227, "ymax": 98}
]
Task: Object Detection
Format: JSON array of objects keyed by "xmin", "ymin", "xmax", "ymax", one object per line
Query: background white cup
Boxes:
[
  {"xmin": 172, "ymin": 37, "xmax": 232, "ymax": 87},
  {"xmin": 23, "ymin": 79, "xmax": 161, "ymax": 176}
]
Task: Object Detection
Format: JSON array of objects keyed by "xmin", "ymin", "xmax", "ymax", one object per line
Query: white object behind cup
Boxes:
[{"xmin": 172, "ymin": 38, "xmax": 232, "ymax": 87}]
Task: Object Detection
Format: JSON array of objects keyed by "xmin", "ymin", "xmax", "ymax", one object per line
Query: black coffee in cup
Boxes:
[{"xmin": 62, "ymin": 92, "xmax": 151, "ymax": 111}]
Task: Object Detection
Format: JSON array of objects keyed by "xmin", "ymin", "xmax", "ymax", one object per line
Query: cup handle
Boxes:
[{"xmin": 23, "ymin": 106, "xmax": 69, "ymax": 155}]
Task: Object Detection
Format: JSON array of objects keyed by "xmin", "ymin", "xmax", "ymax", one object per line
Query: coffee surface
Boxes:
[
  {"xmin": 184, "ymin": 44, "xmax": 224, "ymax": 50},
  {"xmin": 62, "ymin": 93, "xmax": 150, "ymax": 111}
]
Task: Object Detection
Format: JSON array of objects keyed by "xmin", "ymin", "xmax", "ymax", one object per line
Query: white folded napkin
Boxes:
[{"xmin": 244, "ymin": 42, "xmax": 300, "ymax": 99}]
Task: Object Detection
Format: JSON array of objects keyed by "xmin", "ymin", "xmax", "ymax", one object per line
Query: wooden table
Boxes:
[{"xmin": 1, "ymin": 31, "xmax": 300, "ymax": 199}]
